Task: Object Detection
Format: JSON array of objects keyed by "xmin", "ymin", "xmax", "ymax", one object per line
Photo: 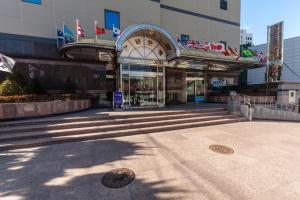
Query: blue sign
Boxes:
[{"xmin": 114, "ymin": 91, "xmax": 123, "ymax": 109}]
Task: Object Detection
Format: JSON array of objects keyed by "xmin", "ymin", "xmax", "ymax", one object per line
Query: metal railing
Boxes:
[
  {"xmin": 230, "ymin": 93, "xmax": 298, "ymax": 111},
  {"xmin": 228, "ymin": 93, "xmax": 299, "ymax": 118}
]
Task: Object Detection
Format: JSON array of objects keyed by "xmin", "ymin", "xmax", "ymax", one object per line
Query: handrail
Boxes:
[{"xmin": 229, "ymin": 93, "xmax": 298, "ymax": 112}]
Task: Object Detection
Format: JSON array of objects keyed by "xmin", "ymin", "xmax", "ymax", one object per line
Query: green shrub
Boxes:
[{"xmin": 0, "ymin": 76, "xmax": 24, "ymax": 96}]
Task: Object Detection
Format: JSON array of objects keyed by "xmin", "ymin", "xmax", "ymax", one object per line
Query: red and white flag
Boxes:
[
  {"xmin": 76, "ymin": 20, "xmax": 85, "ymax": 38},
  {"xmin": 210, "ymin": 42, "xmax": 225, "ymax": 52}
]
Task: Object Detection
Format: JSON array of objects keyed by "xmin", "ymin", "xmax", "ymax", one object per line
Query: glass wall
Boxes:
[
  {"xmin": 11, "ymin": 62, "xmax": 114, "ymax": 107},
  {"xmin": 166, "ymin": 69, "xmax": 186, "ymax": 104},
  {"xmin": 120, "ymin": 64, "xmax": 165, "ymax": 108}
]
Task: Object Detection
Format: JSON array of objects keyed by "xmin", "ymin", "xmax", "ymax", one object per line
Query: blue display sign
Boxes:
[{"xmin": 114, "ymin": 91, "xmax": 123, "ymax": 109}]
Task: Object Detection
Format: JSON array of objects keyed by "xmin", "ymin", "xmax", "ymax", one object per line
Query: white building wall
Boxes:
[
  {"xmin": 247, "ymin": 36, "xmax": 300, "ymax": 85},
  {"xmin": 240, "ymin": 29, "xmax": 253, "ymax": 45}
]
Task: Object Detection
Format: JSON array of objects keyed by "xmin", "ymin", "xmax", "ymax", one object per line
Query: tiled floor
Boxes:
[{"xmin": 0, "ymin": 121, "xmax": 300, "ymax": 200}]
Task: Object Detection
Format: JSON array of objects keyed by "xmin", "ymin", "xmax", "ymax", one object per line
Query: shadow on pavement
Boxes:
[{"xmin": 0, "ymin": 139, "xmax": 187, "ymax": 200}]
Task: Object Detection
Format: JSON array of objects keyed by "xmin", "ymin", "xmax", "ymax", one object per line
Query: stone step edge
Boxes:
[
  {"xmin": 0, "ymin": 111, "xmax": 229, "ymax": 134},
  {"xmin": 0, "ymin": 108, "xmax": 226, "ymax": 128},
  {"xmin": 0, "ymin": 115, "xmax": 236, "ymax": 142},
  {"xmin": 0, "ymin": 118, "xmax": 245, "ymax": 151}
]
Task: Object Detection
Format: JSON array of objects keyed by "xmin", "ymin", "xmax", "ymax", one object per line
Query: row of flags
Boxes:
[
  {"xmin": 177, "ymin": 38, "xmax": 226, "ymax": 52},
  {"xmin": 177, "ymin": 38, "xmax": 266, "ymax": 61},
  {"xmin": 57, "ymin": 19, "xmax": 121, "ymax": 47},
  {"xmin": 0, "ymin": 53, "xmax": 16, "ymax": 73}
]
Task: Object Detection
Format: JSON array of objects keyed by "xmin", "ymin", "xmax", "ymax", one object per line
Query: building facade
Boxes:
[
  {"xmin": 247, "ymin": 36, "xmax": 300, "ymax": 86},
  {"xmin": 0, "ymin": 0, "xmax": 263, "ymax": 108},
  {"xmin": 240, "ymin": 29, "xmax": 253, "ymax": 46}
]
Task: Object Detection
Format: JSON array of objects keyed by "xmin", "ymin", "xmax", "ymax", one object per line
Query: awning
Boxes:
[
  {"xmin": 59, "ymin": 39, "xmax": 115, "ymax": 62},
  {"xmin": 172, "ymin": 48, "xmax": 265, "ymax": 72}
]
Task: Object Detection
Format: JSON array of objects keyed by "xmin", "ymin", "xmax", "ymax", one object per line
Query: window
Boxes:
[
  {"xmin": 181, "ymin": 34, "xmax": 189, "ymax": 44},
  {"xmin": 22, "ymin": 0, "xmax": 42, "ymax": 4},
  {"xmin": 220, "ymin": 0, "xmax": 228, "ymax": 10},
  {"xmin": 104, "ymin": 9, "xmax": 120, "ymax": 30}
]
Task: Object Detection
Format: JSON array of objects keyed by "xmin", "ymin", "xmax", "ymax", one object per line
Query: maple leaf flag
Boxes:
[{"xmin": 77, "ymin": 23, "xmax": 85, "ymax": 38}]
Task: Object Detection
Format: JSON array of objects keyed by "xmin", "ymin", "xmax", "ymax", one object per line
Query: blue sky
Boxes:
[{"xmin": 241, "ymin": 0, "xmax": 300, "ymax": 45}]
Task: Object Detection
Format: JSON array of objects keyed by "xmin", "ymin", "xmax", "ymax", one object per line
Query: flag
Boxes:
[
  {"xmin": 177, "ymin": 38, "xmax": 185, "ymax": 48},
  {"xmin": 241, "ymin": 46, "xmax": 255, "ymax": 57},
  {"xmin": 0, "ymin": 54, "xmax": 16, "ymax": 73},
  {"xmin": 63, "ymin": 24, "xmax": 75, "ymax": 44},
  {"xmin": 223, "ymin": 49, "xmax": 231, "ymax": 56},
  {"xmin": 210, "ymin": 42, "xmax": 225, "ymax": 52},
  {"xmin": 77, "ymin": 23, "xmax": 85, "ymax": 38},
  {"xmin": 56, "ymin": 29, "xmax": 65, "ymax": 48},
  {"xmin": 194, "ymin": 40, "xmax": 202, "ymax": 49},
  {"xmin": 113, "ymin": 25, "xmax": 121, "ymax": 38},
  {"xmin": 228, "ymin": 47, "xmax": 239, "ymax": 56},
  {"xmin": 186, "ymin": 40, "xmax": 196, "ymax": 48},
  {"xmin": 203, "ymin": 41, "xmax": 211, "ymax": 51},
  {"xmin": 95, "ymin": 21, "xmax": 106, "ymax": 35}
]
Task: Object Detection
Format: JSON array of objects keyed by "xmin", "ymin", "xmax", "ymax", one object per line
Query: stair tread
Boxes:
[
  {"xmin": 0, "ymin": 118, "xmax": 242, "ymax": 149},
  {"xmin": 0, "ymin": 108, "xmax": 225, "ymax": 127},
  {"xmin": 0, "ymin": 111, "xmax": 228, "ymax": 132},
  {"xmin": 0, "ymin": 115, "xmax": 234, "ymax": 140}
]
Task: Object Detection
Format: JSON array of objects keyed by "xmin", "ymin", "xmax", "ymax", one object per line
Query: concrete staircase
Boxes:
[{"xmin": 0, "ymin": 108, "xmax": 244, "ymax": 151}]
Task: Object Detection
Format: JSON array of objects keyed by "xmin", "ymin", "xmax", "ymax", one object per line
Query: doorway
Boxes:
[
  {"xmin": 120, "ymin": 64, "xmax": 165, "ymax": 108},
  {"xmin": 186, "ymin": 72, "xmax": 205, "ymax": 103}
]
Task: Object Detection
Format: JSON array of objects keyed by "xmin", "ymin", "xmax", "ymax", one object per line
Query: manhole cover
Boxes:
[
  {"xmin": 102, "ymin": 168, "xmax": 135, "ymax": 189},
  {"xmin": 209, "ymin": 145, "xmax": 234, "ymax": 154}
]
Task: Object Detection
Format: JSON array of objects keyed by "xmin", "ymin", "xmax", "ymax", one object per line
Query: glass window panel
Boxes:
[
  {"xmin": 105, "ymin": 9, "xmax": 120, "ymax": 30},
  {"xmin": 23, "ymin": 0, "xmax": 42, "ymax": 5}
]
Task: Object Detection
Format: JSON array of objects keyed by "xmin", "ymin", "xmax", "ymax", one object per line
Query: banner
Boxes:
[{"xmin": 267, "ymin": 22, "xmax": 284, "ymax": 82}]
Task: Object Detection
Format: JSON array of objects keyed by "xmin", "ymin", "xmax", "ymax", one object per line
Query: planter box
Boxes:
[{"xmin": 0, "ymin": 99, "xmax": 91, "ymax": 120}]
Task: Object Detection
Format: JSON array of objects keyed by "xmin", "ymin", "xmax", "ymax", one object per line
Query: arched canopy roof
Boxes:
[{"xmin": 116, "ymin": 24, "xmax": 180, "ymax": 60}]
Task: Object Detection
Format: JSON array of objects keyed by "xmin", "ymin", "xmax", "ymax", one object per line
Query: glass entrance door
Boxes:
[
  {"xmin": 186, "ymin": 72, "xmax": 205, "ymax": 103},
  {"xmin": 187, "ymin": 80, "xmax": 196, "ymax": 102},
  {"xmin": 121, "ymin": 64, "xmax": 165, "ymax": 108}
]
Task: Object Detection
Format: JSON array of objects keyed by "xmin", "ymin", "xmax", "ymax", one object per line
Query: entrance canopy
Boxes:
[
  {"xmin": 58, "ymin": 23, "xmax": 265, "ymax": 71},
  {"xmin": 116, "ymin": 24, "xmax": 180, "ymax": 61}
]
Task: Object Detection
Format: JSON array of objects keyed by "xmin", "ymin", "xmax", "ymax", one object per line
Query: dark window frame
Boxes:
[
  {"xmin": 181, "ymin": 34, "xmax": 190, "ymax": 44},
  {"xmin": 220, "ymin": 0, "xmax": 228, "ymax": 10},
  {"xmin": 104, "ymin": 9, "xmax": 120, "ymax": 30}
]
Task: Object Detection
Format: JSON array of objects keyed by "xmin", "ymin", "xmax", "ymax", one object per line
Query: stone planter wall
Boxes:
[{"xmin": 0, "ymin": 99, "xmax": 91, "ymax": 120}]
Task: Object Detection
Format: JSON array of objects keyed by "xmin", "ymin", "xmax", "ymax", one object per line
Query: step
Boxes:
[
  {"xmin": 0, "ymin": 114, "xmax": 235, "ymax": 142},
  {"xmin": 0, "ymin": 108, "xmax": 226, "ymax": 128},
  {"xmin": 0, "ymin": 118, "xmax": 244, "ymax": 151},
  {"xmin": 0, "ymin": 111, "xmax": 229, "ymax": 134}
]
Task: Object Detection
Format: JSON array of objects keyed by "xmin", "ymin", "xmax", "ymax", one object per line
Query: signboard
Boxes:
[
  {"xmin": 267, "ymin": 22, "xmax": 284, "ymax": 82},
  {"xmin": 113, "ymin": 91, "xmax": 123, "ymax": 110},
  {"xmin": 211, "ymin": 80, "xmax": 227, "ymax": 88}
]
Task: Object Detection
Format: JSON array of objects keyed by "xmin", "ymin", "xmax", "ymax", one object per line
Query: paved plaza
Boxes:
[{"xmin": 1, "ymin": 121, "xmax": 300, "ymax": 200}]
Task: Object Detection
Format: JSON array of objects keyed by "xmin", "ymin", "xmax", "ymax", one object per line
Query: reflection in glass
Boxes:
[{"xmin": 121, "ymin": 64, "xmax": 164, "ymax": 108}]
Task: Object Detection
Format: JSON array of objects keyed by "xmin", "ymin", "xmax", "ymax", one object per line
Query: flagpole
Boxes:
[
  {"xmin": 112, "ymin": 24, "xmax": 115, "ymax": 44},
  {"xmin": 95, "ymin": 20, "xmax": 98, "ymax": 40},
  {"xmin": 62, "ymin": 21, "xmax": 65, "ymax": 45},
  {"xmin": 76, "ymin": 19, "xmax": 79, "ymax": 43}
]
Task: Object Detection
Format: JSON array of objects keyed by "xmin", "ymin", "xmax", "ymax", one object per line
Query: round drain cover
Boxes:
[
  {"xmin": 209, "ymin": 145, "xmax": 234, "ymax": 154},
  {"xmin": 102, "ymin": 168, "xmax": 135, "ymax": 189}
]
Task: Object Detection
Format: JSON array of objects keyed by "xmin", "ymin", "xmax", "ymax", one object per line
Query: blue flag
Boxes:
[
  {"xmin": 63, "ymin": 25, "xmax": 75, "ymax": 44},
  {"xmin": 113, "ymin": 26, "xmax": 121, "ymax": 38},
  {"xmin": 57, "ymin": 29, "xmax": 65, "ymax": 47}
]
